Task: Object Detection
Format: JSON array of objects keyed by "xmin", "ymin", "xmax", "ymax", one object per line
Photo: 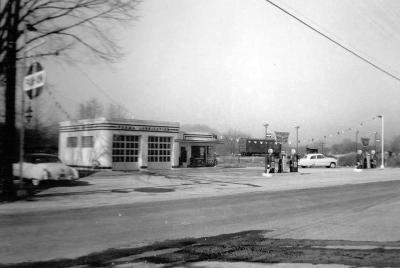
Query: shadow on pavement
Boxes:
[
  {"xmin": 3, "ymin": 230, "xmax": 400, "ymax": 268},
  {"xmin": 38, "ymin": 180, "xmax": 91, "ymax": 189}
]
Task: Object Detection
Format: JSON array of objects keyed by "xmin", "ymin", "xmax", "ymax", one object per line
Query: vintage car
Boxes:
[
  {"xmin": 13, "ymin": 153, "xmax": 79, "ymax": 185},
  {"xmin": 298, "ymin": 153, "xmax": 337, "ymax": 168}
]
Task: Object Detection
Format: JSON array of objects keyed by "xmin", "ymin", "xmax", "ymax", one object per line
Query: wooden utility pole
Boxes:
[
  {"xmin": 2, "ymin": 0, "xmax": 20, "ymax": 199},
  {"xmin": 264, "ymin": 123, "xmax": 269, "ymax": 173},
  {"xmin": 295, "ymin": 126, "xmax": 299, "ymax": 154},
  {"xmin": 320, "ymin": 142, "xmax": 325, "ymax": 154},
  {"xmin": 355, "ymin": 130, "xmax": 359, "ymax": 152}
]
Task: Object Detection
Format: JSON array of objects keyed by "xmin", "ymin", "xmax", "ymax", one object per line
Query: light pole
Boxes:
[
  {"xmin": 295, "ymin": 126, "xmax": 299, "ymax": 154},
  {"xmin": 373, "ymin": 131, "xmax": 378, "ymax": 153},
  {"xmin": 18, "ymin": 23, "xmax": 29, "ymax": 189},
  {"xmin": 377, "ymin": 115, "xmax": 384, "ymax": 168},
  {"xmin": 355, "ymin": 130, "xmax": 359, "ymax": 152},
  {"xmin": 18, "ymin": 23, "xmax": 41, "ymax": 191},
  {"xmin": 264, "ymin": 123, "xmax": 269, "ymax": 173}
]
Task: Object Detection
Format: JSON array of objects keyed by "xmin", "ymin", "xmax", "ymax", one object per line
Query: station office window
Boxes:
[
  {"xmin": 112, "ymin": 135, "xmax": 139, "ymax": 162},
  {"xmin": 81, "ymin": 136, "xmax": 94, "ymax": 148},
  {"xmin": 66, "ymin": 137, "xmax": 78, "ymax": 148},
  {"xmin": 148, "ymin": 136, "xmax": 171, "ymax": 162}
]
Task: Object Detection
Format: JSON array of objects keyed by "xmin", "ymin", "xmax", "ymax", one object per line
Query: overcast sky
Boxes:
[{"xmin": 44, "ymin": 0, "xmax": 400, "ymax": 145}]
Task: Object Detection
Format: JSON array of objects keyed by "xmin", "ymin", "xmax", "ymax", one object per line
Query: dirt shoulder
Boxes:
[{"xmin": 3, "ymin": 230, "xmax": 400, "ymax": 268}]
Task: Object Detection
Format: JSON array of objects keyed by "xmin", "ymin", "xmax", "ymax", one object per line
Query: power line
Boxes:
[
  {"xmin": 45, "ymin": 87, "xmax": 73, "ymax": 120},
  {"xmin": 73, "ymin": 64, "xmax": 135, "ymax": 118},
  {"xmin": 265, "ymin": 0, "xmax": 400, "ymax": 83}
]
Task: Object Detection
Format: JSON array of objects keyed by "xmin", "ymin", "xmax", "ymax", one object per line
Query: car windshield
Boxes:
[{"xmin": 25, "ymin": 154, "xmax": 61, "ymax": 164}]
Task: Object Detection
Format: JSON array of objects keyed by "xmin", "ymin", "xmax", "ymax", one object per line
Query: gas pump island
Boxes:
[
  {"xmin": 264, "ymin": 148, "xmax": 299, "ymax": 174},
  {"xmin": 264, "ymin": 131, "xmax": 299, "ymax": 175},
  {"xmin": 356, "ymin": 137, "xmax": 378, "ymax": 170}
]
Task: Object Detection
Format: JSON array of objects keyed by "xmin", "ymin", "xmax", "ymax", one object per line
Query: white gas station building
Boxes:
[{"xmin": 59, "ymin": 118, "xmax": 222, "ymax": 170}]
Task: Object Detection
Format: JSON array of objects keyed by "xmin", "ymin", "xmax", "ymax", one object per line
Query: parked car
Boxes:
[
  {"xmin": 298, "ymin": 153, "xmax": 337, "ymax": 168},
  {"xmin": 13, "ymin": 153, "xmax": 79, "ymax": 186}
]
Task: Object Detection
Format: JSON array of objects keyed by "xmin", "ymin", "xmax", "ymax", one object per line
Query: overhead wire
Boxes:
[
  {"xmin": 299, "ymin": 116, "xmax": 380, "ymax": 145},
  {"xmin": 264, "ymin": 0, "xmax": 400, "ymax": 83},
  {"xmin": 72, "ymin": 64, "xmax": 135, "ymax": 118}
]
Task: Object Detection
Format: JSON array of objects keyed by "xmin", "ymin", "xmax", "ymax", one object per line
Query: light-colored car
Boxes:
[
  {"xmin": 13, "ymin": 153, "xmax": 79, "ymax": 186},
  {"xmin": 299, "ymin": 153, "xmax": 337, "ymax": 168}
]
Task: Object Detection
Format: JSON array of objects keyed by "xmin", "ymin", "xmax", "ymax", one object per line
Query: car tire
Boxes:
[
  {"xmin": 25, "ymin": 179, "xmax": 38, "ymax": 195},
  {"xmin": 329, "ymin": 162, "xmax": 336, "ymax": 168}
]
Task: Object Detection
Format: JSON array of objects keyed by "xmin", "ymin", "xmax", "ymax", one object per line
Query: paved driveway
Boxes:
[
  {"xmin": 1, "ymin": 167, "xmax": 399, "ymax": 215},
  {"xmin": 1, "ymin": 167, "xmax": 400, "ymax": 264}
]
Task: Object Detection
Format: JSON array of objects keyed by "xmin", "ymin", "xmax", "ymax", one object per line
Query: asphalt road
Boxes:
[{"xmin": 2, "ymin": 178, "xmax": 400, "ymax": 264}]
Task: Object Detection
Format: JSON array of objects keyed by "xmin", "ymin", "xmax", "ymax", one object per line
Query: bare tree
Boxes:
[
  {"xmin": 107, "ymin": 102, "xmax": 132, "ymax": 119},
  {"xmin": 181, "ymin": 124, "xmax": 220, "ymax": 134},
  {"xmin": 390, "ymin": 135, "xmax": 400, "ymax": 154},
  {"xmin": 78, "ymin": 98, "xmax": 104, "ymax": 119},
  {"xmin": 1, "ymin": 0, "xmax": 140, "ymax": 63},
  {"xmin": 0, "ymin": 0, "xmax": 141, "ymax": 199},
  {"xmin": 218, "ymin": 129, "xmax": 251, "ymax": 156}
]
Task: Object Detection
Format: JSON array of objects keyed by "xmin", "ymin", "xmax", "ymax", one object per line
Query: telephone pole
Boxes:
[
  {"xmin": 2, "ymin": 0, "xmax": 21, "ymax": 199},
  {"xmin": 264, "ymin": 123, "xmax": 269, "ymax": 173},
  {"xmin": 295, "ymin": 126, "xmax": 299, "ymax": 154},
  {"xmin": 377, "ymin": 115, "xmax": 384, "ymax": 168},
  {"xmin": 320, "ymin": 142, "xmax": 325, "ymax": 154},
  {"xmin": 355, "ymin": 130, "xmax": 359, "ymax": 152}
]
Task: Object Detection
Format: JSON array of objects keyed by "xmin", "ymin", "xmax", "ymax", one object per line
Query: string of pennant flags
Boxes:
[
  {"xmin": 44, "ymin": 87, "xmax": 73, "ymax": 120},
  {"xmin": 297, "ymin": 116, "xmax": 382, "ymax": 145},
  {"xmin": 220, "ymin": 116, "xmax": 382, "ymax": 147}
]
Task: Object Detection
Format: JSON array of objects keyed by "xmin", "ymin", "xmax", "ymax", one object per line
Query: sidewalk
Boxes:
[{"xmin": 0, "ymin": 167, "xmax": 399, "ymax": 215}]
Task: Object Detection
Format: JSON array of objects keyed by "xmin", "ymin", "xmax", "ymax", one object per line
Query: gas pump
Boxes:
[
  {"xmin": 290, "ymin": 149, "xmax": 298, "ymax": 172},
  {"xmin": 363, "ymin": 151, "xmax": 368, "ymax": 169},
  {"xmin": 272, "ymin": 152, "xmax": 278, "ymax": 173},
  {"xmin": 370, "ymin": 150, "xmax": 377, "ymax": 168},
  {"xmin": 282, "ymin": 151, "xmax": 289, "ymax": 172},
  {"xmin": 356, "ymin": 150, "xmax": 363, "ymax": 169},
  {"xmin": 361, "ymin": 137, "xmax": 370, "ymax": 169},
  {"xmin": 278, "ymin": 152, "xmax": 283, "ymax": 173},
  {"xmin": 265, "ymin": 148, "xmax": 274, "ymax": 174},
  {"xmin": 361, "ymin": 151, "xmax": 372, "ymax": 169}
]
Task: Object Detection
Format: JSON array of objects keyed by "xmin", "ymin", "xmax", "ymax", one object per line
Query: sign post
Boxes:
[
  {"xmin": 23, "ymin": 62, "xmax": 45, "ymax": 98},
  {"xmin": 19, "ymin": 62, "xmax": 45, "ymax": 193},
  {"xmin": 264, "ymin": 124, "xmax": 269, "ymax": 174}
]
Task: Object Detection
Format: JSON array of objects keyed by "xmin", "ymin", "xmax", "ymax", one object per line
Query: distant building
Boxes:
[
  {"xmin": 177, "ymin": 132, "xmax": 223, "ymax": 167},
  {"xmin": 59, "ymin": 118, "xmax": 222, "ymax": 170}
]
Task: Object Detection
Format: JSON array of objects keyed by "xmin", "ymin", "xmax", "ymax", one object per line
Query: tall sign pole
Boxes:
[
  {"xmin": 2, "ymin": 0, "xmax": 20, "ymax": 199},
  {"xmin": 264, "ymin": 123, "xmax": 269, "ymax": 173},
  {"xmin": 18, "ymin": 23, "xmax": 29, "ymax": 188},
  {"xmin": 378, "ymin": 115, "xmax": 384, "ymax": 169},
  {"xmin": 295, "ymin": 126, "xmax": 299, "ymax": 154},
  {"xmin": 355, "ymin": 130, "xmax": 359, "ymax": 152}
]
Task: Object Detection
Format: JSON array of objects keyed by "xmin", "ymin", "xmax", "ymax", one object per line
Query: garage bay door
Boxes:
[
  {"xmin": 147, "ymin": 136, "xmax": 172, "ymax": 169},
  {"xmin": 112, "ymin": 135, "xmax": 140, "ymax": 170}
]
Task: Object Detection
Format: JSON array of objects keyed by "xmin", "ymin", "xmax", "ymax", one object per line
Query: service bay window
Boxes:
[
  {"xmin": 66, "ymin": 136, "xmax": 78, "ymax": 148},
  {"xmin": 112, "ymin": 135, "xmax": 139, "ymax": 162},
  {"xmin": 148, "ymin": 136, "xmax": 171, "ymax": 162},
  {"xmin": 81, "ymin": 136, "xmax": 94, "ymax": 148}
]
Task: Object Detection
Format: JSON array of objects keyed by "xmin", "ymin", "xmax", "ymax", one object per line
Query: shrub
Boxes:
[{"xmin": 338, "ymin": 153, "xmax": 357, "ymax": 167}]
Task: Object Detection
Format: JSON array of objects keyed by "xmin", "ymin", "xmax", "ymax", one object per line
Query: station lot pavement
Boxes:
[
  {"xmin": 2, "ymin": 167, "xmax": 400, "ymax": 266},
  {"xmin": 1, "ymin": 167, "xmax": 399, "ymax": 215}
]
